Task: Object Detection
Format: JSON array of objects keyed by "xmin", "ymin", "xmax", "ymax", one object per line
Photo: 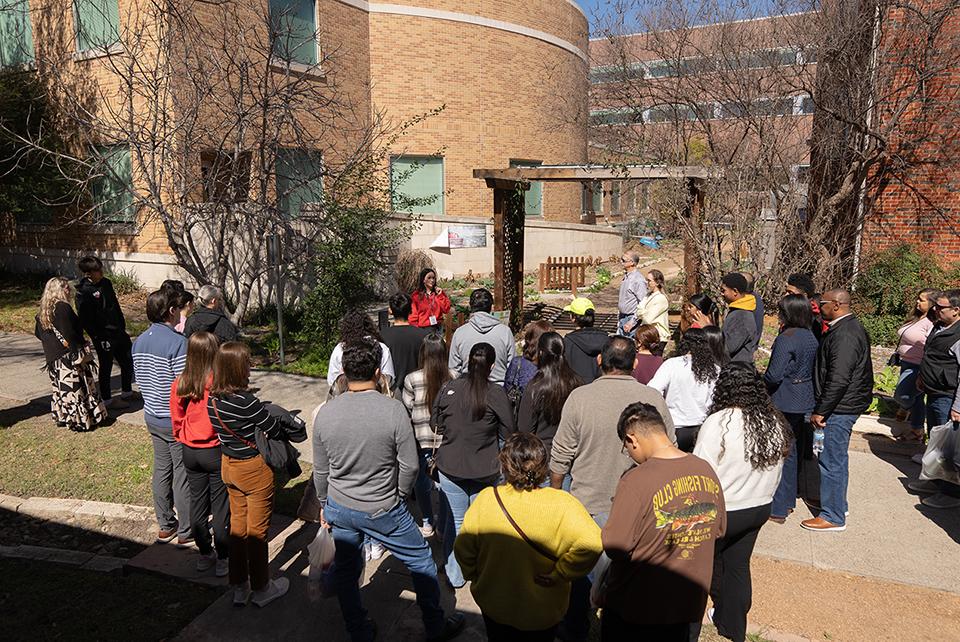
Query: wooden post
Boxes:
[
  {"xmin": 492, "ymin": 183, "xmax": 525, "ymax": 332},
  {"xmin": 683, "ymin": 178, "xmax": 705, "ymax": 296}
]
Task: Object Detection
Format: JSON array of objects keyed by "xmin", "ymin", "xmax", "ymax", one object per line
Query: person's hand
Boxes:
[
  {"xmin": 623, "ymin": 321, "xmax": 635, "ymax": 333},
  {"xmin": 534, "ymin": 573, "xmax": 557, "ymax": 587},
  {"xmin": 319, "ymin": 509, "xmax": 329, "ymax": 529},
  {"xmin": 690, "ymin": 309, "xmax": 714, "ymax": 327},
  {"xmin": 810, "ymin": 414, "xmax": 827, "ymax": 429},
  {"xmin": 436, "ymin": 287, "xmax": 443, "ymax": 296},
  {"xmin": 951, "ymin": 409, "xmax": 960, "ymax": 423}
]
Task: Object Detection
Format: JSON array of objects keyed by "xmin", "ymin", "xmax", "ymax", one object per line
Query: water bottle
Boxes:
[{"xmin": 812, "ymin": 428, "xmax": 825, "ymax": 456}]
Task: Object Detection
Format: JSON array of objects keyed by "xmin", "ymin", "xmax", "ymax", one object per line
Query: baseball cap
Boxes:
[{"xmin": 563, "ymin": 297, "xmax": 595, "ymax": 316}]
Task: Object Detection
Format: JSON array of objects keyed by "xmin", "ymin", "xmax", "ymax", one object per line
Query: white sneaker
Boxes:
[
  {"xmin": 233, "ymin": 583, "xmax": 251, "ymax": 607},
  {"xmin": 196, "ymin": 552, "xmax": 216, "ymax": 572},
  {"xmin": 912, "ymin": 453, "xmax": 924, "ymax": 465},
  {"xmin": 215, "ymin": 558, "xmax": 229, "ymax": 577},
  {"xmin": 707, "ymin": 608, "xmax": 714, "ymax": 623},
  {"xmin": 419, "ymin": 524, "xmax": 435, "ymax": 538},
  {"xmin": 252, "ymin": 577, "xmax": 290, "ymax": 607}
]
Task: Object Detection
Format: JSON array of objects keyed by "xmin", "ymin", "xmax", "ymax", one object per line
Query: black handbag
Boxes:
[{"xmin": 211, "ymin": 398, "xmax": 305, "ymax": 478}]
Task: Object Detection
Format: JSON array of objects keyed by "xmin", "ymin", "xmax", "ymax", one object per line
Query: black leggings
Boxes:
[
  {"xmin": 676, "ymin": 426, "xmax": 701, "ymax": 453},
  {"xmin": 182, "ymin": 444, "xmax": 230, "ymax": 558}
]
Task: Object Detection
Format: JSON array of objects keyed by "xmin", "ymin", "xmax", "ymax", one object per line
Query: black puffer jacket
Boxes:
[
  {"xmin": 563, "ymin": 328, "xmax": 610, "ymax": 384},
  {"xmin": 813, "ymin": 315, "xmax": 874, "ymax": 416},
  {"xmin": 183, "ymin": 307, "xmax": 238, "ymax": 344}
]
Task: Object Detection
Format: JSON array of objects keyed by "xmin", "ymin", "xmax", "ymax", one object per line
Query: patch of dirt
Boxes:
[{"xmin": 0, "ymin": 509, "xmax": 154, "ymax": 559}]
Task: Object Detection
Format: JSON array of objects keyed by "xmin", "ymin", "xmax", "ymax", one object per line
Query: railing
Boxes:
[{"xmin": 538, "ymin": 256, "xmax": 589, "ymax": 295}]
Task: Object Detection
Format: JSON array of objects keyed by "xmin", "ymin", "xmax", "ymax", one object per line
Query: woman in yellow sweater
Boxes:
[{"xmin": 454, "ymin": 433, "xmax": 602, "ymax": 641}]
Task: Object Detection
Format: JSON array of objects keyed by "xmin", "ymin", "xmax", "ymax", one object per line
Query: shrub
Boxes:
[
  {"xmin": 860, "ymin": 314, "xmax": 902, "ymax": 347},
  {"xmin": 874, "ymin": 365, "xmax": 900, "ymax": 395},
  {"xmin": 106, "ymin": 268, "xmax": 143, "ymax": 295},
  {"xmin": 588, "ymin": 266, "xmax": 612, "ymax": 293},
  {"xmin": 854, "ymin": 244, "xmax": 957, "ymax": 316},
  {"xmin": 394, "ymin": 249, "xmax": 433, "ymax": 294}
]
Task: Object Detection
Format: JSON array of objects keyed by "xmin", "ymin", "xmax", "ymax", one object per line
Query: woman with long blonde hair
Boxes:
[{"xmin": 34, "ymin": 276, "xmax": 106, "ymax": 431}]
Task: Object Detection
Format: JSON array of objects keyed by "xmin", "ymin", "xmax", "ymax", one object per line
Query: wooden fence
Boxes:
[{"xmin": 538, "ymin": 256, "xmax": 589, "ymax": 294}]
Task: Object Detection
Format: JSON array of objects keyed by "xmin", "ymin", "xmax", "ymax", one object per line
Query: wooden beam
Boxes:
[
  {"xmin": 683, "ymin": 178, "xmax": 705, "ymax": 296},
  {"xmin": 474, "ymin": 165, "xmax": 714, "ymax": 183}
]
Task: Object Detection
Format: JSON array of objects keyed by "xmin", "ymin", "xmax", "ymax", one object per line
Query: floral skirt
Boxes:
[{"xmin": 47, "ymin": 354, "xmax": 107, "ymax": 432}]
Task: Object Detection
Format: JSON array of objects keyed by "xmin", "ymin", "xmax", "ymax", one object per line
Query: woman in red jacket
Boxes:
[
  {"xmin": 410, "ymin": 267, "xmax": 452, "ymax": 329},
  {"xmin": 170, "ymin": 331, "xmax": 229, "ymax": 576}
]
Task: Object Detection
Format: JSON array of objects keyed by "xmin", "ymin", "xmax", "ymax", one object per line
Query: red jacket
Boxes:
[
  {"xmin": 409, "ymin": 290, "xmax": 452, "ymax": 328},
  {"xmin": 170, "ymin": 379, "xmax": 218, "ymax": 448}
]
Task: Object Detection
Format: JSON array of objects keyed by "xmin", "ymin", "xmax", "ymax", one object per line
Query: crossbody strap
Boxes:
[
  {"xmin": 492, "ymin": 485, "xmax": 558, "ymax": 562},
  {"xmin": 210, "ymin": 398, "xmax": 257, "ymax": 450}
]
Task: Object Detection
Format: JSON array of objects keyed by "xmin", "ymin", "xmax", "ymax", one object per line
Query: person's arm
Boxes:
[
  {"xmin": 103, "ymin": 279, "xmax": 124, "ymax": 327},
  {"xmin": 74, "ymin": 288, "xmax": 98, "ymax": 339},
  {"xmin": 171, "ymin": 338, "xmax": 187, "ymax": 376},
  {"xmin": 552, "ymin": 499, "xmax": 603, "ymax": 581},
  {"xmin": 646, "ymin": 358, "xmax": 671, "ymax": 396},
  {"xmin": 549, "ymin": 396, "xmax": 579, "ymax": 484},
  {"xmin": 517, "ymin": 386, "xmax": 536, "ymax": 433},
  {"xmin": 641, "ymin": 291, "xmax": 669, "ymax": 325},
  {"xmin": 326, "ymin": 344, "xmax": 343, "ymax": 387},
  {"xmin": 448, "ymin": 334, "xmax": 464, "ymax": 376},
  {"xmin": 436, "ymin": 290, "xmax": 452, "ymax": 316},
  {"xmin": 489, "ymin": 385, "xmax": 516, "ymax": 440},
  {"xmin": 401, "ymin": 374, "xmax": 416, "ymax": 414},
  {"xmin": 431, "ymin": 382, "xmax": 447, "ymax": 435},
  {"xmin": 812, "ymin": 336, "xmax": 857, "ymax": 418},
  {"xmin": 312, "ymin": 413, "xmax": 330, "ymax": 505},
  {"xmin": 216, "ymin": 316, "xmax": 239, "ymax": 343},
  {"xmin": 601, "ymin": 475, "xmax": 643, "ymax": 561},
  {"xmin": 395, "ymin": 406, "xmax": 419, "ymax": 498},
  {"xmin": 246, "ymin": 394, "xmax": 285, "ymax": 439},
  {"xmin": 408, "ymin": 293, "xmax": 423, "ymax": 327},
  {"xmin": 453, "ymin": 493, "xmax": 481, "ymax": 582},
  {"xmin": 722, "ymin": 313, "xmax": 754, "ymax": 357},
  {"xmin": 763, "ymin": 335, "xmax": 790, "ymax": 389}
]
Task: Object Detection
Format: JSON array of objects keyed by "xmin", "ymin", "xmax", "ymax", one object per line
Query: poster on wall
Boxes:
[{"xmin": 448, "ymin": 224, "xmax": 487, "ymax": 248}]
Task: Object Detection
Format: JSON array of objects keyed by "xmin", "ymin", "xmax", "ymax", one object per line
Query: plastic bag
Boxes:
[
  {"xmin": 920, "ymin": 421, "xmax": 960, "ymax": 485},
  {"xmin": 307, "ymin": 527, "xmax": 337, "ymax": 599}
]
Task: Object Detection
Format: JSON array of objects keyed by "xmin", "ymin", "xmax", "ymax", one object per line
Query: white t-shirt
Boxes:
[
  {"xmin": 326, "ymin": 341, "xmax": 396, "ymax": 387},
  {"xmin": 694, "ymin": 408, "xmax": 784, "ymax": 511},
  {"xmin": 647, "ymin": 354, "xmax": 717, "ymax": 427}
]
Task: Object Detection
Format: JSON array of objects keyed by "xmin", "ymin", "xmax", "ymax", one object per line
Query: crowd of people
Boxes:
[{"xmin": 30, "ymin": 255, "xmax": 960, "ymax": 641}]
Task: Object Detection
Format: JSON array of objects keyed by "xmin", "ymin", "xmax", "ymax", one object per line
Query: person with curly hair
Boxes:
[
  {"xmin": 647, "ymin": 327, "xmax": 728, "ymax": 451},
  {"xmin": 326, "ymin": 308, "xmax": 396, "ymax": 388},
  {"xmin": 454, "ymin": 432, "xmax": 601, "ymax": 641},
  {"xmin": 693, "ymin": 363, "xmax": 789, "ymax": 642}
]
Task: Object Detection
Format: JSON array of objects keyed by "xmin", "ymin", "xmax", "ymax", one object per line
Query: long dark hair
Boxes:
[
  {"xmin": 340, "ymin": 308, "xmax": 381, "ymax": 345},
  {"xmin": 416, "ymin": 268, "xmax": 437, "ymax": 294},
  {"xmin": 778, "ymin": 294, "xmax": 814, "ymax": 330},
  {"xmin": 675, "ymin": 328, "xmax": 725, "ymax": 384},
  {"xmin": 708, "ymin": 362, "xmax": 790, "ymax": 470},
  {"xmin": 467, "ymin": 343, "xmax": 495, "ymax": 420},
  {"xmin": 419, "ymin": 333, "xmax": 451, "ymax": 412},
  {"xmin": 912, "ymin": 288, "xmax": 941, "ymax": 323},
  {"xmin": 527, "ymin": 332, "xmax": 583, "ymax": 426},
  {"xmin": 688, "ymin": 293, "xmax": 720, "ymax": 326}
]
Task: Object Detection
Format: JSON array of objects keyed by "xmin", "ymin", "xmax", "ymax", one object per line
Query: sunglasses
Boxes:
[{"xmin": 934, "ymin": 303, "xmax": 957, "ymax": 310}]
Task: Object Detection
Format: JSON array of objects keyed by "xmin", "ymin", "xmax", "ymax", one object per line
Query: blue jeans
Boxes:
[
  {"xmin": 617, "ymin": 313, "xmax": 636, "ymax": 338},
  {"xmin": 562, "ymin": 512, "xmax": 609, "ymax": 642},
  {"xmin": 323, "ymin": 499, "xmax": 445, "ymax": 641},
  {"xmin": 415, "ymin": 447, "xmax": 435, "ymax": 529},
  {"xmin": 927, "ymin": 395, "xmax": 954, "ymax": 432},
  {"xmin": 818, "ymin": 413, "xmax": 857, "ymax": 526},
  {"xmin": 437, "ymin": 471, "xmax": 493, "ymax": 588},
  {"xmin": 894, "ymin": 361, "xmax": 926, "ymax": 429}
]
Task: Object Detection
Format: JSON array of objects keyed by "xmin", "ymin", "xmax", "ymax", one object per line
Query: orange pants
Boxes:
[{"xmin": 221, "ymin": 454, "xmax": 274, "ymax": 590}]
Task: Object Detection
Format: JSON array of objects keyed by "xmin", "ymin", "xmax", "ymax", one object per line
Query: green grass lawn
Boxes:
[
  {"xmin": 0, "ymin": 415, "xmax": 312, "ymax": 514},
  {"xmin": 0, "ymin": 558, "xmax": 221, "ymax": 641},
  {"xmin": 0, "ymin": 272, "xmax": 45, "ymax": 333}
]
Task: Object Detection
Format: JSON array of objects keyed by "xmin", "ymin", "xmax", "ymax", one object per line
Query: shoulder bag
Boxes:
[
  {"xmin": 211, "ymin": 397, "xmax": 303, "ymax": 478},
  {"xmin": 493, "ymin": 485, "xmax": 557, "ymax": 562},
  {"xmin": 52, "ymin": 326, "xmax": 93, "ymax": 367}
]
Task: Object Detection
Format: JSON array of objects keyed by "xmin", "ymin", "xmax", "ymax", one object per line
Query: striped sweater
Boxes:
[
  {"xmin": 132, "ymin": 323, "xmax": 187, "ymax": 424},
  {"xmin": 207, "ymin": 392, "xmax": 285, "ymax": 459}
]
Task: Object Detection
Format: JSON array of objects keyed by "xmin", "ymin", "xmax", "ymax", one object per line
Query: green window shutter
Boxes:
[
  {"xmin": 509, "ymin": 160, "xmax": 542, "ymax": 217},
  {"xmin": 391, "ymin": 156, "xmax": 443, "ymax": 215},
  {"xmin": 92, "ymin": 145, "xmax": 134, "ymax": 223},
  {"xmin": 270, "ymin": 0, "xmax": 317, "ymax": 66},
  {"xmin": 276, "ymin": 148, "xmax": 323, "ymax": 219},
  {"xmin": 74, "ymin": 0, "xmax": 120, "ymax": 52},
  {"xmin": 0, "ymin": 0, "xmax": 34, "ymax": 67}
]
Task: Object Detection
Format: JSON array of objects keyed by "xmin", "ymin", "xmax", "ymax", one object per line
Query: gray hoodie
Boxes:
[{"xmin": 449, "ymin": 311, "xmax": 517, "ymax": 384}]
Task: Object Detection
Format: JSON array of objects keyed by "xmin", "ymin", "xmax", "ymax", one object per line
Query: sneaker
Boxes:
[
  {"xmin": 156, "ymin": 529, "xmax": 177, "ymax": 543},
  {"xmin": 912, "ymin": 453, "xmax": 924, "ymax": 465},
  {"xmin": 921, "ymin": 493, "xmax": 960, "ymax": 509},
  {"xmin": 800, "ymin": 517, "xmax": 845, "ymax": 532},
  {"xmin": 215, "ymin": 558, "xmax": 229, "ymax": 577},
  {"xmin": 419, "ymin": 524, "xmax": 435, "ymax": 538},
  {"xmin": 233, "ymin": 583, "xmax": 251, "ymax": 607},
  {"xmin": 368, "ymin": 541, "xmax": 385, "ymax": 561},
  {"xmin": 196, "ymin": 552, "xmax": 216, "ymax": 572},
  {"xmin": 426, "ymin": 613, "xmax": 466, "ymax": 642},
  {"xmin": 252, "ymin": 577, "xmax": 290, "ymax": 607},
  {"xmin": 907, "ymin": 479, "xmax": 940, "ymax": 494},
  {"xmin": 176, "ymin": 536, "xmax": 195, "ymax": 549},
  {"xmin": 105, "ymin": 397, "xmax": 130, "ymax": 409},
  {"xmin": 707, "ymin": 607, "xmax": 714, "ymax": 623}
]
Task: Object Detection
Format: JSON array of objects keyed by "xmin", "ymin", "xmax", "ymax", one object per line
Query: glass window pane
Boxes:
[
  {"xmin": 391, "ymin": 156, "xmax": 443, "ymax": 215},
  {"xmin": 276, "ymin": 148, "xmax": 323, "ymax": 218},
  {"xmin": 270, "ymin": 0, "xmax": 317, "ymax": 66},
  {"xmin": 0, "ymin": 0, "xmax": 34, "ymax": 67},
  {"xmin": 510, "ymin": 160, "xmax": 542, "ymax": 217},
  {"xmin": 74, "ymin": 0, "xmax": 120, "ymax": 52}
]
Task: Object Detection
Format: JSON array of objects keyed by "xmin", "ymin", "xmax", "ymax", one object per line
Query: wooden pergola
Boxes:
[{"xmin": 473, "ymin": 164, "xmax": 710, "ymax": 330}]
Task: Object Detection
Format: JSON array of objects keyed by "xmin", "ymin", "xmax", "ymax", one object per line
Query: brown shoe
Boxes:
[
  {"xmin": 800, "ymin": 516, "xmax": 845, "ymax": 532},
  {"xmin": 768, "ymin": 515, "xmax": 786, "ymax": 524},
  {"xmin": 156, "ymin": 529, "xmax": 177, "ymax": 543}
]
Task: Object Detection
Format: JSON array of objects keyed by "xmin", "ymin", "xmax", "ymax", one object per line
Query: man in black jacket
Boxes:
[
  {"xmin": 183, "ymin": 285, "xmax": 238, "ymax": 343},
  {"xmin": 803, "ymin": 289, "xmax": 873, "ymax": 532},
  {"xmin": 75, "ymin": 256, "xmax": 134, "ymax": 408},
  {"xmin": 561, "ymin": 297, "xmax": 609, "ymax": 384}
]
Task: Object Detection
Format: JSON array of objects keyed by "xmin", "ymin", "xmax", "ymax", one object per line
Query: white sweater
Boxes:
[
  {"xmin": 635, "ymin": 290, "xmax": 670, "ymax": 341},
  {"xmin": 694, "ymin": 408, "xmax": 784, "ymax": 511},
  {"xmin": 647, "ymin": 354, "xmax": 717, "ymax": 427}
]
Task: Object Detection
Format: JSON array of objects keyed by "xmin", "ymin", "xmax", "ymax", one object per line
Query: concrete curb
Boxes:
[
  {"xmin": 0, "ymin": 543, "xmax": 126, "ymax": 574},
  {"xmin": 0, "ymin": 492, "xmax": 153, "ymax": 522}
]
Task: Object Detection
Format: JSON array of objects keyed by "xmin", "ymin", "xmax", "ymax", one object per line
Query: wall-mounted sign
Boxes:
[{"xmin": 448, "ymin": 224, "xmax": 487, "ymax": 248}]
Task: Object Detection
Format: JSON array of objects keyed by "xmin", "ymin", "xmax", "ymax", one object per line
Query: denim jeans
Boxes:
[
  {"xmin": 324, "ymin": 498, "xmax": 445, "ymax": 641},
  {"xmin": 894, "ymin": 361, "xmax": 925, "ymax": 429},
  {"xmin": 771, "ymin": 413, "xmax": 820, "ymax": 517},
  {"xmin": 437, "ymin": 471, "xmax": 493, "ymax": 588},
  {"xmin": 415, "ymin": 447, "xmax": 435, "ymax": 529},
  {"xmin": 562, "ymin": 512, "xmax": 609, "ymax": 642},
  {"xmin": 927, "ymin": 395, "xmax": 954, "ymax": 431},
  {"xmin": 617, "ymin": 313, "xmax": 637, "ymax": 338},
  {"xmin": 818, "ymin": 413, "xmax": 857, "ymax": 526}
]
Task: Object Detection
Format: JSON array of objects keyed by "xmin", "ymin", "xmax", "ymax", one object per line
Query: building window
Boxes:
[
  {"xmin": 91, "ymin": 145, "xmax": 135, "ymax": 223},
  {"xmin": 581, "ymin": 181, "xmax": 602, "ymax": 215},
  {"xmin": 276, "ymin": 148, "xmax": 323, "ymax": 218},
  {"xmin": 390, "ymin": 156, "xmax": 443, "ymax": 215},
  {"xmin": 74, "ymin": 0, "xmax": 120, "ymax": 53},
  {"xmin": 797, "ymin": 95, "xmax": 814, "ymax": 115},
  {"xmin": 270, "ymin": 0, "xmax": 318, "ymax": 66},
  {"xmin": 200, "ymin": 151, "xmax": 251, "ymax": 203},
  {"xmin": 0, "ymin": 0, "xmax": 33, "ymax": 67},
  {"xmin": 510, "ymin": 159, "xmax": 542, "ymax": 217}
]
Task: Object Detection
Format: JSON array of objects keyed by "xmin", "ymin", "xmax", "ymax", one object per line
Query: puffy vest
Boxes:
[{"xmin": 920, "ymin": 322, "xmax": 960, "ymax": 398}]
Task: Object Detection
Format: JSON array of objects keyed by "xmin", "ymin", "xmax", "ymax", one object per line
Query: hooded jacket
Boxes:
[
  {"xmin": 723, "ymin": 295, "xmax": 758, "ymax": 363},
  {"xmin": 449, "ymin": 311, "xmax": 517, "ymax": 384},
  {"xmin": 75, "ymin": 277, "xmax": 126, "ymax": 339},
  {"xmin": 562, "ymin": 327, "xmax": 610, "ymax": 384},
  {"xmin": 183, "ymin": 307, "xmax": 239, "ymax": 344},
  {"xmin": 814, "ymin": 314, "xmax": 874, "ymax": 416}
]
